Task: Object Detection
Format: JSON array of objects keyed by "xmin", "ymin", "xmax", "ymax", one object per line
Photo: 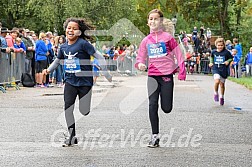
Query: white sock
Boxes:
[
  {"xmin": 152, "ymin": 134, "xmax": 159, "ymax": 139},
  {"xmin": 214, "ymin": 91, "xmax": 218, "ymax": 95},
  {"xmin": 220, "ymin": 94, "xmax": 224, "ymax": 98}
]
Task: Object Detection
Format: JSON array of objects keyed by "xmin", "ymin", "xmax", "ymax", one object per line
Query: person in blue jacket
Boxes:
[
  {"xmin": 35, "ymin": 32, "xmax": 49, "ymax": 87},
  {"xmin": 245, "ymin": 47, "xmax": 252, "ymax": 76}
]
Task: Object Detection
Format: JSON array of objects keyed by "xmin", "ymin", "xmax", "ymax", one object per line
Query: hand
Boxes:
[
  {"xmin": 224, "ymin": 61, "xmax": 229, "ymax": 66},
  {"xmin": 209, "ymin": 63, "xmax": 213, "ymax": 67},
  {"xmin": 138, "ymin": 63, "xmax": 147, "ymax": 71},
  {"xmin": 42, "ymin": 69, "xmax": 50, "ymax": 75},
  {"xmin": 6, "ymin": 47, "xmax": 11, "ymax": 53},
  {"xmin": 106, "ymin": 75, "xmax": 112, "ymax": 82}
]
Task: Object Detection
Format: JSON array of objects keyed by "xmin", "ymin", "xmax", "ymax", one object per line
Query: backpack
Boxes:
[{"xmin": 21, "ymin": 73, "xmax": 35, "ymax": 87}]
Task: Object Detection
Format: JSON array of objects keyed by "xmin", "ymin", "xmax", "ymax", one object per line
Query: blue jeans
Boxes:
[{"xmin": 54, "ymin": 65, "xmax": 63, "ymax": 83}]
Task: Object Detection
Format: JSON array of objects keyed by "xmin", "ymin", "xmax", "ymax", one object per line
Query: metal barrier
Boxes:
[
  {"xmin": 116, "ymin": 55, "xmax": 137, "ymax": 76},
  {"xmin": 103, "ymin": 54, "xmax": 137, "ymax": 76},
  {"xmin": 0, "ymin": 52, "xmax": 25, "ymax": 93},
  {"xmin": 200, "ymin": 59, "xmax": 211, "ymax": 74}
]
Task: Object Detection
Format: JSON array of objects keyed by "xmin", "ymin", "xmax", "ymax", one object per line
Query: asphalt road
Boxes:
[{"xmin": 0, "ymin": 74, "xmax": 251, "ymax": 167}]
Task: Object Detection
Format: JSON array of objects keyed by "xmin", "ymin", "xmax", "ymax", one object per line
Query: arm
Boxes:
[
  {"xmin": 135, "ymin": 39, "xmax": 147, "ymax": 70},
  {"xmin": 47, "ymin": 58, "xmax": 60, "ymax": 73},
  {"xmin": 169, "ymin": 38, "xmax": 186, "ymax": 80},
  {"xmin": 93, "ymin": 50, "xmax": 112, "ymax": 81}
]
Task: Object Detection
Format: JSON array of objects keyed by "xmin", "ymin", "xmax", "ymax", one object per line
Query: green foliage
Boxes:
[{"xmin": 0, "ymin": 0, "xmax": 251, "ymax": 50}]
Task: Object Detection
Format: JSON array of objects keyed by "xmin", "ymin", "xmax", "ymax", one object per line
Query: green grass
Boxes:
[{"xmin": 228, "ymin": 77, "xmax": 252, "ymax": 90}]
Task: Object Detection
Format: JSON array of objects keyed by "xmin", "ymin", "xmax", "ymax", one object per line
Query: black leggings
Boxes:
[
  {"xmin": 147, "ymin": 75, "xmax": 174, "ymax": 134},
  {"xmin": 64, "ymin": 82, "xmax": 92, "ymax": 138}
]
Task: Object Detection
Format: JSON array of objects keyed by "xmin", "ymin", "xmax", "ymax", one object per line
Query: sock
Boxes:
[
  {"xmin": 220, "ymin": 94, "xmax": 224, "ymax": 98},
  {"xmin": 152, "ymin": 134, "xmax": 159, "ymax": 139},
  {"xmin": 214, "ymin": 91, "xmax": 218, "ymax": 95}
]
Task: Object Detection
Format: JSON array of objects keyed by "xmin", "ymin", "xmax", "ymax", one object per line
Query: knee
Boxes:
[
  {"xmin": 161, "ymin": 105, "xmax": 173, "ymax": 113},
  {"xmin": 219, "ymin": 83, "xmax": 225, "ymax": 88},
  {"xmin": 79, "ymin": 109, "xmax": 90, "ymax": 116}
]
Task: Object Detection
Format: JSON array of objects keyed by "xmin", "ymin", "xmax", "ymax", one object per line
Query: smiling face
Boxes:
[
  {"xmin": 216, "ymin": 42, "xmax": 225, "ymax": 52},
  {"xmin": 148, "ymin": 12, "xmax": 162, "ymax": 31},
  {"xmin": 65, "ymin": 21, "xmax": 80, "ymax": 42}
]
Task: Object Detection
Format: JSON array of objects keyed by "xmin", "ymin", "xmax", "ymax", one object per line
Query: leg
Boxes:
[
  {"xmin": 220, "ymin": 82, "xmax": 225, "ymax": 97},
  {"xmin": 160, "ymin": 75, "xmax": 174, "ymax": 113},
  {"xmin": 213, "ymin": 74, "xmax": 221, "ymax": 102},
  {"xmin": 64, "ymin": 82, "xmax": 78, "ymax": 139},
  {"xmin": 78, "ymin": 86, "xmax": 92, "ymax": 116},
  {"xmin": 219, "ymin": 78, "xmax": 226, "ymax": 105},
  {"xmin": 147, "ymin": 76, "xmax": 160, "ymax": 134}
]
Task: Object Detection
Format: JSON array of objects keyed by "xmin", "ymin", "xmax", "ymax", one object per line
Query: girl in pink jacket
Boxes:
[{"xmin": 135, "ymin": 9, "xmax": 186, "ymax": 148}]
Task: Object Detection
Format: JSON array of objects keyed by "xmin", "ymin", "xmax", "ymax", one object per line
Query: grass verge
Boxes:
[{"xmin": 228, "ymin": 77, "xmax": 252, "ymax": 90}]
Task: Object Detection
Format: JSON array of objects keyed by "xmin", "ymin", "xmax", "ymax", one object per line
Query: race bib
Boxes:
[
  {"xmin": 147, "ymin": 42, "xmax": 167, "ymax": 58},
  {"xmin": 214, "ymin": 55, "xmax": 225, "ymax": 64},
  {"xmin": 64, "ymin": 58, "xmax": 81, "ymax": 73}
]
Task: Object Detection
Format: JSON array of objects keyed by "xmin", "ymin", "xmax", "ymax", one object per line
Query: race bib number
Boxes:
[
  {"xmin": 64, "ymin": 58, "xmax": 81, "ymax": 73},
  {"xmin": 214, "ymin": 55, "xmax": 225, "ymax": 64},
  {"xmin": 147, "ymin": 42, "xmax": 167, "ymax": 58}
]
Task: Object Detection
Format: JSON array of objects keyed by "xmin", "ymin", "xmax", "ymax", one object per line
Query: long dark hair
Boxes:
[{"xmin": 63, "ymin": 17, "xmax": 94, "ymax": 41}]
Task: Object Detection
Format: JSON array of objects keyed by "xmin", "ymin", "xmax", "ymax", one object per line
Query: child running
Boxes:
[
  {"xmin": 43, "ymin": 18, "xmax": 112, "ymax": 147},
  {"xmin": 135, "ymin": 9, "xmax": 186, "ymax": 148},
  {"xmin": 209, "ymin": 38, "xmax": 233, "ymax": 105}
]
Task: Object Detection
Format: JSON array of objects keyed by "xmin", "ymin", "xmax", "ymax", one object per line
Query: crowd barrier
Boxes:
[
  {"xmin": 200, "ymin": 59, "xmax": 211, "ymax": 74},
  {"xmin": 0, "ymin": 52, "xmax": 25, "ymax": 93},
  {"xmin": 106, "ymin": 55, "xmax": 137, "ymax": 76}
]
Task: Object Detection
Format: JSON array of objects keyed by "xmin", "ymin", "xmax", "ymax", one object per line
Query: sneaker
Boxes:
[
  {"xmin": 214, "ymin": 94, "xmax": 219, "ymax": 102},
  {"xmin": 147, "ymin": 137, "xmax": 160, "ymax": 148},
  {"xmin": 62, "ymin": 136, "xmax": 78, "ymax": 147},
  {"xmin": 40, "ymin": 84, "xmax": 46, "ymax": 88},
  {"xmin": 220, "ymin": 98, "xmax": 224, "ymax": 106}
]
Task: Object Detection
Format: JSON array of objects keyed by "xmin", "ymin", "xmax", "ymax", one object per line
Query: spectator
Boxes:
[
  {"xmin": 0, "ymin": 27, "xmax": 11, "ymax": 53},
  {"xmin": 6, "ymin": 28, "xmax": 23, "ymax": 53},
  {"xmin": 192, "ymin": 26, "xmax": 198, "ymax": 42},
  {"xmin": 14, "ymin": 37, "xmax": 26, "ymax": 53},
  {"xmin": 206, "ymin": 28, "xmax": 211, "ymax": 41},
  {"xmin": 245, "ymin": 47, "xmax": 252, "ymax": 76}
]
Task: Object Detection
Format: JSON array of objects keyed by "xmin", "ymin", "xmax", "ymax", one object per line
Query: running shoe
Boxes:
[
  {"xmin": 220, "ymin": 98, "xmax": 224, "ymax": 106},
  {"xmin": 62, "ymin": 136, "xmax": 78, "ymax": 147},
  {"xmin": 147, "ymin": 137, "xmax": 160, "ymax": 148},
  {"xmin": 214, "ymin": 94, "xmax": 219, "ymax": 102}
]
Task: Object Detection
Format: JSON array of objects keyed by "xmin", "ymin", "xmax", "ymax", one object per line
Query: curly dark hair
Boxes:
[{"xmin": 63, "ymin": 17, "xmax": 95, "ymax": 40}]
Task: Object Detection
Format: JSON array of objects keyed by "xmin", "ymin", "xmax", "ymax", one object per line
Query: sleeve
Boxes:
[
  {"xmin": 48, "ymin": 58, "xmax": 60, "ymax": 72},
  {"xmin": 13, "ymin": 44, "xmax": 19, "ymax": 49},
  {"xmin": 83, "ymin": 41, "xmax": 96, "ymax": 56},
  {"xmin": 226, "ymin": 50, "xmax": 233, "ymax": 63},
  {"xmin": 135, "ymin": 39, "xmax": 148, "ymax": 68},
  {"xmin": 169, "ymin": 37, "xmax": 186, "ymax": 80},
  {"xmin": 21, "ymin": 42, "xmax": 27, "ymax": 51},
  {"xmin": 93, "ymin": 50, "xmax": 112, "ymax": 80},
  {"xmin": 210, "ymin": 50, "xmax": 214, "ymax": 64},
  {"xmin": 6, "ymin": 37, "xmax": 13, "ymax": 47}
]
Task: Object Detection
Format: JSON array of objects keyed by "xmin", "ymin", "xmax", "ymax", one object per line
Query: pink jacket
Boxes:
[
  {"xmin": 135, "ymin": 30, "xmax": 186, "ymax": 80},
  {"xmin": 5, "ymin": 35, "xmax": 23, "ymax": 53}
]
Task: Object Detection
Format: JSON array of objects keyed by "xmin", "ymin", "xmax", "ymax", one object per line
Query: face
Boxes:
[
  {"xmin": 32, "ymin": 34, "xmax": 37, "ymax": 41},
  {"xmin": 66, "ymin": 21, "xmax": 80, "ymax": 41},
  {"xmin": 16, "ymin": 41, "xmax": 21, "ymax": 46},
  {"xmin": 216, "ymin": 42, "xmax": 224, "ymax": 51},
  {"xmin": 232, "ymin": 50, "xmax": 237, "ymax": 55},
  {"xmin": 250, "ymin": 47, "xmax": 252, "ymax": 52},
  {"xmin": 148, "ymin": 13, "xmax": 162, "ymax": 31},
  {"xmin": 59, "ymin": 37, "xmax": 63, "ymax": 44},
  {"xmin": 11, "ymin": 32, "xmax": 18, "ymax": 39}
]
